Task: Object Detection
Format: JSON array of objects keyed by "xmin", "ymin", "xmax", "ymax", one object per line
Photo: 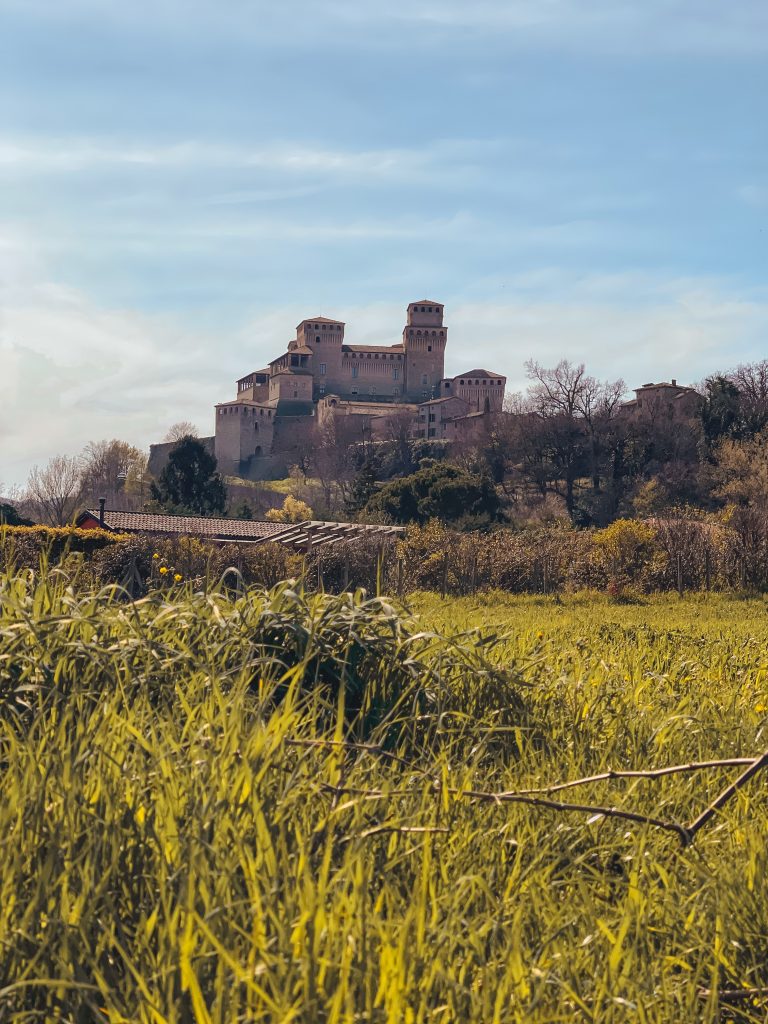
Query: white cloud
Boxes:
[
  {"xmin": 4, "ymin": 0, "xmax": 765, "ymax": 55},
  {"xmin": 0, "ymin": 137, "xmax": 495, "ymax": 187}
]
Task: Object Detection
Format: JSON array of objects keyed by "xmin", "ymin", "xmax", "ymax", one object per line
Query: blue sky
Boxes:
[{"xmin": 0, "ymin": 0, "xmax": 766, "ymax": 487}]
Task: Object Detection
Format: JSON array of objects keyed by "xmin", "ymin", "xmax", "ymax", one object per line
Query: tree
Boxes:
[
  {"xmin": 25, "ymin": 455, "xmax": 84, "ymax": 525},
  {"xmin": 516, "ymin": 360, "xmax": 627, "ymax": 522},
  {"xmin": 265, "ymin": 495, "xmax": 313, "ymax": 523},
  {"xmin": 713, "ymin": 428, "xmax": 768, "ymax": 508},
  {"xmin": 345, "ymin": 460, "xmax": 379, "ymax": 517},
  {"xmin": 164, "ymin": 421, "xmax": 199, "ymax": 443},
  {"xmin": 701, "ymin": 376, "xmax": 743, "ymax": 445},
  {"xmin": 80, "ymin": 439, "xmax": 148, "ymax": 509},
  {"xmin": 364, "ymin": 461, "xmax": 501, "ymax": 527},
  {"xmin": 149, "ymin": 437, "xmax": 226, "ymax": 516},
  {"xmin": 0, "ymin": 502, "xmax": 33, "ymax": 526}
]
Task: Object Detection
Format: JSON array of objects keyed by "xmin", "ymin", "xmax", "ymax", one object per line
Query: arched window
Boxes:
[{"xmin": 315, "ymin": 336, "xmax": 320, "ymax": 343}]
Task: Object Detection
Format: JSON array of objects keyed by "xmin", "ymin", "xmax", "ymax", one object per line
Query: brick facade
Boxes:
[{"xmin": 212, "ymin": 300, "xmax": 506, "ymax": 480}]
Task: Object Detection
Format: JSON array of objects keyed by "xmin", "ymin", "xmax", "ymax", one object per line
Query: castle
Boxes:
[{"xmin": 210, "ymin": 300, "xmax": 506, "ymax": 480}]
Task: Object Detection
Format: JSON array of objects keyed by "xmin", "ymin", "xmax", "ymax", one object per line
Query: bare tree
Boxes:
[
  {"xmin": 164, "ymin": 421, "xmax": 199, "ymax": 443},
  {"xmin": 26, "ymin": 455, "xmax": 84, "ymax": 525},
  {"xmin": 80, "ymin": 439, "xmax": 148, "ymax": 510}
]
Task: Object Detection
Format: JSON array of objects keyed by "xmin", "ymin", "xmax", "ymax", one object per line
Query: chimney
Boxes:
[
  {"xmin": 98, "ymin": 497, "xmax": 106, "ymax": 528},
  {"xmin": 671, "ymin": 378, "xmax": 677, "ymax": 387}
]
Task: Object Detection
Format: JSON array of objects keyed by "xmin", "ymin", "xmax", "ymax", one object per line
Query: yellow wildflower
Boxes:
[
  {"xmin": 159, "ymin": 566, "xmax": 168, "ymax": 575},
  {"xmin": 152, "ymin": 553, "xmax": 160, "ymax": 560},
  {"xmin": 174, "ymin": 573, "xmax": 183, "ymax": 583},
  {"xmin": 756, "ymin": 702, "xmax": 767, "ymax": 714}
]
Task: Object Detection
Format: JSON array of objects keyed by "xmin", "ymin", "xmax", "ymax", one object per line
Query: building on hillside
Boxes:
[
  {"xmin": 621, "ymin": 379, "xmax": 703, "ymax": 422},
  {"xmin": 191, "ymin": 301, "xmax": 505, "ymax": 480}
]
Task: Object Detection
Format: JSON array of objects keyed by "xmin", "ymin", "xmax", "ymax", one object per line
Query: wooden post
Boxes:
[
  {"xmin": 677, "ymin": 552, "xmax": 683, "ymax": 597},
  {"xmin": 441, "ymin": 552, "xmax": 449, "ymax": 598},
  {"xmin": 375, "ymin": 542, "xmax": 384, "ymax": 597}
]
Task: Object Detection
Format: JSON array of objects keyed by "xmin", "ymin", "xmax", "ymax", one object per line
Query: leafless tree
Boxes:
[
  {"xmin": 80, "ymin": 439, "xmax": 148, "ymax": 510},
  {"xmin": 25, "ymin": 455, "xmax": 84, "ymax": 525},
  {"xmin": 164, "ymin": 421, "xmax": 199, "ymax": 443}
]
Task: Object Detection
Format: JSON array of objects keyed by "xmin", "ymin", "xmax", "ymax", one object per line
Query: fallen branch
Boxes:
[
  {"xmin": 317, "ymin": 748, "xmax": 768, "ymax": 847},
  {"xmin": 699, "ymin": 986, "xmax": 768, "ymax": 1002},
  {"xmin": 510, "ymin": 759, "xmax": 756, "ymax": 796},
  {"xmin": 684, "ymin": 748, "xmax": 768, "ymax": 846}
]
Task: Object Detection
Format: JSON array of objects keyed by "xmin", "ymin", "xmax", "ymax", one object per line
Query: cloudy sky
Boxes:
[{"xmin": 1, "ymin": 0, "xmax": 766, "ymax": 487}]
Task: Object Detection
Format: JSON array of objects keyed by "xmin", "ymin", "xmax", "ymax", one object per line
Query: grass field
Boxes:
[{"xmin": 2, "ymin": 573, "xmax": 768, "ymax": 1022}]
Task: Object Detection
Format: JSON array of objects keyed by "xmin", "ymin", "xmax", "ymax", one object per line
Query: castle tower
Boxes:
[{"xmin": 402, "ymin": 300, "xmax": 447, "ymax": 401}]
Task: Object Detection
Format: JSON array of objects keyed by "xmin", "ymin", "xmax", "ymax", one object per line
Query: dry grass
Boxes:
[{"xmin": 2, "ymin": 572, "xmax": 768, "ymax": 1021}]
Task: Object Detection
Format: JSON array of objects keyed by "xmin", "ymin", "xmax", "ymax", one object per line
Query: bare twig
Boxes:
[
  {"xmin": 699, "ymin": 987, "xmax": 768, "ymax": 1002},
  {"xmin": 510, "ymin": 759, "xmax": 756, "ymax": 796},
  {"xmin": 459, "ymin": 788, "xmax": 691, "ymax": 844},
  {"xmin": 349, "ymin": 825, "xmax": 449, "ymax": 841},
  {"xmin": 684, "ymin": 749, "xmax": 768, "ymax": 846},
  {"xmin": 310, "ymin": 744, "xmax": 768, "ymax": 847}
]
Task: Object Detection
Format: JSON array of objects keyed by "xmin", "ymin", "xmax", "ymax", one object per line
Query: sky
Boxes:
[{"xmin": 0, "ymin": 0, "xmax": 766, "ymax": 488}]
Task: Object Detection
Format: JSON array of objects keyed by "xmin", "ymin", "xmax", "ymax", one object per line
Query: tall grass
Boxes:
[{"xmin": 1, "ymin": 569, "xmax": 768, "ymax": 1021}]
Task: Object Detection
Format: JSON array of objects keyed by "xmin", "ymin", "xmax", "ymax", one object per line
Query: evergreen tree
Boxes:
[
  {"xmin": 345, "ymin": 460, "xmax": 378, "ymax": 517},
  {"xmin": 149, "ymin": 437, "xmax": 227, "ymax": 516},
  {"xmin": 0, "ymin": 502, "xmax": 33, "ymax": 526}
]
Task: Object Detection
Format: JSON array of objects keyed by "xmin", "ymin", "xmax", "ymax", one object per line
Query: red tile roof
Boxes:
[
  {"xmin": 80, "ymin": 509, "xmax": 289, "ymax": 541},
  {"xmin": 454, "ymin": 369, "xmax": 505, "ymax": 379},
  {"xmin": 77, "ymin": 510, "xmax": 405, "ymax": 549}
]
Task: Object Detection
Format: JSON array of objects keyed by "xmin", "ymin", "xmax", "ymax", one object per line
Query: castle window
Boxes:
[
  {"xmin": 460, "ymin": 380, "xmax": 465, "ymax": 385},
  {"xmin": 393, "ymin": 368, "xmax": 399, "ymax": 380},
  {"xmin": 314, "ymin": 324, "xmax": 319, "ymax": 329},
  {"xmin": 352, "ymin": 366, "xmax": 358, "ymax": 378},
  {"xmin": 428, "ymin": 307, "xmax": 432, "ymax": 312},
  {"xmin": 351, "ymin": 386, "xmax": 358, "ymax": 395},
  {"xmin": 422, "ymin": 374, "xmax": 428, "ymax": 385},
  {"xmin": 315, "ymin": 336, "xmax": 320, "ymax": 343},
  {"xmin": 393, "ymin": 386, "xmax": 400, "ymax": 395},
  {"xmin": 319, "ymin": 385, "xmax": 325, "ymax": 396},
  {"xmin": 293, "ymin": 390, "xmax": 298, "ymax": 398},
  {"xmin": 427, "ymin": 346, "xmax": 432, "ymax": 352},
  {"xmin": 254, "ymin": 423, "xmax": 258, "ymax": 432},
  {"xmin": 319, "ymin": 362, "xmax": 326, "ymax": 375}
]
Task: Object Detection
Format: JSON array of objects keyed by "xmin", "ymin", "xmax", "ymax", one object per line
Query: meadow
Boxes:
[{"xmin": 2, "ymin": 568, "xmax": 768, "ymax": 1023}]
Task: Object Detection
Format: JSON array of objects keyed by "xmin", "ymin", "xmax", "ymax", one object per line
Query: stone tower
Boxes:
[{"xmin": 402, "ymin": 300, "xmax": 447, "ymax": 402}]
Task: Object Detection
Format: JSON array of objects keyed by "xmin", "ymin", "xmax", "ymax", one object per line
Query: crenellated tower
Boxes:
[{"xmin": 402, "ymin": 300, "xmax": 447, "ymax": 401}]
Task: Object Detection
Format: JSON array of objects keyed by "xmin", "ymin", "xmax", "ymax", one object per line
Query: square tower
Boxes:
[{"xmin": 402, "ymin": 300, "xmax": 447, "ymax": 401}]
